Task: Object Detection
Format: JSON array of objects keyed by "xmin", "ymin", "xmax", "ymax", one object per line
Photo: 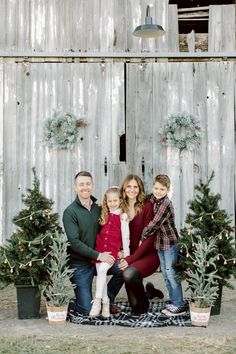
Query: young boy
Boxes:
[{"xmin": 141, "ymin": 174, "xmax": 186, "ymax": 316}]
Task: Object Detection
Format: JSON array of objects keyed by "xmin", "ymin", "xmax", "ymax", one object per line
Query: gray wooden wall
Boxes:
[
  {"xmin": 0, "ymin": 1, "xmax": 235, "ymax": 243},
  {"xmin": 0, "ymin": 0, "xmax": 178, "ymax": 53}
]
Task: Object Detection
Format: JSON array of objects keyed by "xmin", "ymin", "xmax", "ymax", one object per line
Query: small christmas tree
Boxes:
[
  {"xmin": 43, "ymin": 231, "xmax": 74, "ymax": 307},
  {"xmin": 177, "ymin": 172, "xmax": 236, "ymax": 289},
  {"xmin": 0, "ymin": 168, "xmax": 61, "ymax": 288},
  {"xmin": 185, "ymin": 236, "xmax": 220, "ymax": 308}
]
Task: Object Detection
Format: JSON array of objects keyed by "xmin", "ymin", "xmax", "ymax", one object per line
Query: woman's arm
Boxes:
[{"xmin": 125, "ymin": 236, "xmax": 155, "ymax": 265}]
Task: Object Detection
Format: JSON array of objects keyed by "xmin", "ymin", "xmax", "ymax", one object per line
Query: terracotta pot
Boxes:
[
  {"xmin": 190, "ymin": 303, "xmax": 211, "ymax": 327},
  {"xmin": 46, "ymin": 303, "xmax": 68, "ymax": 325}
]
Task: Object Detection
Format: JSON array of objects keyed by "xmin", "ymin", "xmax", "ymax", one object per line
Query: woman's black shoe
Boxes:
[{"xmin": 145, "ymin": 282, "xmax": 164, "ymax": 300}]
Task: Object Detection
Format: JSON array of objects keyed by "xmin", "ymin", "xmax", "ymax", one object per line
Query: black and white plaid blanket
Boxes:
[{"xmin": 67, "ymin": 301, "xmax": 192, "ymax": 327}]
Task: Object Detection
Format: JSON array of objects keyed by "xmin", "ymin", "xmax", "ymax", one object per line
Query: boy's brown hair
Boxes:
[{"xmin": 153, "ymin": 174, "xmax": 171, "ymax": 190}]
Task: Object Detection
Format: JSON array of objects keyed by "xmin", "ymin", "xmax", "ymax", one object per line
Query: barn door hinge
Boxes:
[
  {"xmin": 141, "ymin": 157, "xmax": 145, "ymax": 178},
  {"xmin": 104, "ymin": 157, "xmax": 108, "ymax": 176}
]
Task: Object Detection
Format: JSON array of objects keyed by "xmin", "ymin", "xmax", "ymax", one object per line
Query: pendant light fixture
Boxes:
[{"xmin": 133, "ymin": 5, "xmax": 165, "ymax": 38}]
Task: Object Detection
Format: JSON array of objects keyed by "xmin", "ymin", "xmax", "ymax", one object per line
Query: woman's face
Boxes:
[{"xmin": 124, "ymin": 179, "xmax": 140, "ymax": 201}]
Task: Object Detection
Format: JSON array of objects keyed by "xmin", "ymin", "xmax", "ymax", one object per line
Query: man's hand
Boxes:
[
  {"xmin": 118, "ymin": 259, "xmax": 128, "ymax": 270},
  {"xmin": 99, "ymin": 252, "xmax": 115, "ymax": 265}
]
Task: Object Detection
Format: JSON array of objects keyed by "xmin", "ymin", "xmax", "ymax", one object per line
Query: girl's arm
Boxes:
[{"xmin": 120, "ymin": 213, "xmax": 130, "ymax": 257}]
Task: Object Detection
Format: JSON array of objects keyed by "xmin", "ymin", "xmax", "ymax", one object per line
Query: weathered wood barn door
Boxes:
[
  {"xmin": 2, "ymin": 61, "xmax": 124, "ymax": 241},
  {"xmin": 1, "ymin": 59, "xmax": 235, "ymax": 241},
  {"xmin": 126, "ymin": 62, "xmax": 235, "ymax": 230}
]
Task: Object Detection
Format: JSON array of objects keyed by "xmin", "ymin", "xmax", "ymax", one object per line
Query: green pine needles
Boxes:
[
  {"xmin": 43, "ymin": 231, "xmax": 74, "ymax": 307},
  {"xmin": 185, "ymin": 236, "xmax": 221, "ymax": 307},
  {"xmin": 0, "ymin": 168, "xmax": 61, "ymax": 288},
  {"xmin": 44, "ymin": 111, "xmax": 87, "ymax": 150},
  {"xmin": 178, "ymin": 171, "xmax": 236, "ymax": 289}
]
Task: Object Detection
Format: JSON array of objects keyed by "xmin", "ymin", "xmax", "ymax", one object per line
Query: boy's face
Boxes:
[{"xmin": 153, "ymin": 181, "xmax": 169, "ymax": 200}]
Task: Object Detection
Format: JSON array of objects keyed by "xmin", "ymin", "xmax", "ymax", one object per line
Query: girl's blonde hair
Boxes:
[
  {"xmin": 120, "ymin": 174, "xmax": 146, "ymax": 215},
  {"xmin": 99, "ymin": 187, "xmax": 121, "ymax": 225}
]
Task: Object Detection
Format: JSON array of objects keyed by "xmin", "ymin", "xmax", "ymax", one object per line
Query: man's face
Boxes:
[{"xmin": 74, "ymin": 176, "xmax": 93, "ymax": 201}]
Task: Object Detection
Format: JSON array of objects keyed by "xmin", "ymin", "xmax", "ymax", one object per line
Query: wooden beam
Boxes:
[{"xmin": 178, "ymin": 6, "xmax": 209, "ymax": 12}]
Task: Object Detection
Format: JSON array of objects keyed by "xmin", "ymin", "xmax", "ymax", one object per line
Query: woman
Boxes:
[{"xmin": 118, "ymin": 174, "xmax": 161, "ymax": 315}]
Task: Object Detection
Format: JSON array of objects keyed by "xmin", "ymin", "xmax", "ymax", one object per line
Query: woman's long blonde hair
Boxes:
[
  {"xmin": 99, "ymin": 187, "xmax": 121, "ymax": 225},
  {"xmin": 120, "ymin": 174, "xmax": 146, "ymax": 215}
]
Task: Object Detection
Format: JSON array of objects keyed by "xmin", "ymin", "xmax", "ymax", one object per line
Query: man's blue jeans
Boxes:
[
  {"xmin": 70, "ymin": 260, "xmax": 123, "ymax": 315},
  {"xmin": 69, "ymin": 263, "xmax": 95, "ymax": 315},
  {"xmin": 158, "ymin": 244, "xmax": 184, "ymax": 307},
  {"xmin": 107, "ymin": 259, "xmax": 124, "ymax": 304}
]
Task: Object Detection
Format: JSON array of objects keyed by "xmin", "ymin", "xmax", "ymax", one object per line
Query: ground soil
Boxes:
[{"xmin": 0, "ymin": 273, "xmax": 235, "ymax": 354}]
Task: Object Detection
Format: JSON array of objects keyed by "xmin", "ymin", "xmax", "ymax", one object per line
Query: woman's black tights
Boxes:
[{"xmin": 123, "ymin": 266, "xmax": 149, "ymax": 315}]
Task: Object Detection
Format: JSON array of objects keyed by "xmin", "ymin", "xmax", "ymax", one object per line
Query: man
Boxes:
[{"xmin": 63, "ymin": 171, "xmax": 123, "ymax": 315}]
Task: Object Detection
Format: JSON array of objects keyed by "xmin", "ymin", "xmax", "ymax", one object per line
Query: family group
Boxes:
[{"xmin": 62, "ymin": 172, "xmax": 186, "ymax": 319}]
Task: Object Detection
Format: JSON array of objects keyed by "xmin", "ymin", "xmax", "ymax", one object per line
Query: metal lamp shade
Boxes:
[{"xmin": 133, "ymin": 5, "xmax": 165, "ymax": 38}]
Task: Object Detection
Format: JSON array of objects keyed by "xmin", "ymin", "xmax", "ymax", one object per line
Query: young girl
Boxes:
[{"xmin": 89, "ymin": 186, "xmax": 130, "ymax": 318}]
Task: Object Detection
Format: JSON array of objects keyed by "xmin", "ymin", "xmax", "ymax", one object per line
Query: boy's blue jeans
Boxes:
[
  {"xmin": 69, "ymin": 259, "xmax": 123, "ymax": 315},
  {"xmin": 158, "ymin": 244, "xmax": 184, "ymax": 307}
]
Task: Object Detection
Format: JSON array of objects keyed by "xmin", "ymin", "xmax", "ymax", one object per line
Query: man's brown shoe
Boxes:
[{"xmin": 110, "ymin": 304, "xmax": 121, "ymax": 314}]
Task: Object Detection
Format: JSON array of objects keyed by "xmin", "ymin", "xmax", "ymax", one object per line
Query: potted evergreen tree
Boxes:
[
  {"xmin": 177, "ymin": 172, "xmax": 236, "ymax": 315},
  {"xmin": 0, "ymin": 168, "xmax": 61, "ymax": 319},
  {"xmin": 185, "ymin": 236, "xmax": 221, "ymax": 327},
  {"xmin": 43, "ymin": 231, "xmax": 74, "ymax": 325}
]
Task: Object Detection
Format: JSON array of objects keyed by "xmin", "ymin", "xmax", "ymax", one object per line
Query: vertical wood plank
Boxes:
[
  {"xmin": 5, "ymin": 0, "xmax": 17, "ymax": 51},
  {"xmin": 0, "ymin": 59, "xmax": 3, "ymax": 244},
  {"xmin": 192, "ymin": 62, "xmax": 208, "ymax": 184},
  {"xmin": 114, "ymin": 0, "xmax": 128, "ymax": 52},
  {"xmin": 30, "ymin": 0, "xmax": 46, "ymax": 51},
  {"xmin": 3, "ymin": 63, "xmax": 18, "ymax": 239},
  {"xmin": 217, "ymin": 62, "xmax": 234, "ymax": 214},
  {"xmin": 71, "ymin": 0, "xmax": 86, "ymax": 51},
  {"xmin": 168, "ymin": 5, "xmax": 179, "ymax": 52},
  {"xmin": 152, "ymin": 62, "xmax": 168, "ymax": 176},
  {"xmin": 209, "ymin": 5, "xmax": 236, "ymax": 52},
  {"xmin": 0, "ymin": 0, "xmax": 6, "ymax": 51},
  {"xmin": 126, "ymin": 63, "xmax": 153, "ymax": 192},
  {"xmin": 100, "ymin": 0, "xmax": 114, "ymax": 52},
  {"xmin": 85, "ymin": 0, "xmax": 100, "ymax": 52},
  {"xmin": 17, "ymin": 0, "xmax": 30, "ymax": 51},
  {"xmin": 206, "ymin": 62, "xmax": 221, "ymax": 193},
  {"xmin": 111, "ymin": 63, "xmax": 125, "ymax": 163}
]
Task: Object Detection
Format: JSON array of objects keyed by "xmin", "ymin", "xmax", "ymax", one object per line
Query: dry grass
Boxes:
[
  {"xmin": 1, "ymin": 277, "xmax": 236, "ymax": 354},
  {"xmin": 0, "ymin": 335, "xmax": 236, "ymax": 354}
]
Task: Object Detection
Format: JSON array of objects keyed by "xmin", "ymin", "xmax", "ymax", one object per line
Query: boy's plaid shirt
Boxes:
[{"xmin": 141, "ymin": 194, "xmax": 178, "ymax": 251}]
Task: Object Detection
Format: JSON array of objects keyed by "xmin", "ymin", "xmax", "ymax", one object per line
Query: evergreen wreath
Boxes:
[
  {"xmin": 159, "ymin": 112, "xmax": 201, "ymax": 151},
  {"xmin": 44, "ymin": 111, "xmax": 87, "ymax": 150}
]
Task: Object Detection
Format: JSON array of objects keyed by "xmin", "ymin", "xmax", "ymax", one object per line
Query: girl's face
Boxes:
[
  {"xmin": 106, "ymin": 192, "xmax": 121, "ymax": 212},
  {"xmin": 153, "ymin": 181, "xmax": 169, "ymax": 200},
  {"xmin": 124, "ymin": 179, "xmax": 140, "ymax": 201}
]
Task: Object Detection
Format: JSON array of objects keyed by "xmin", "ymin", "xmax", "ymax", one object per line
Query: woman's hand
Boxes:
[{"xmin": 118, "ymin": 259, "xmax": 128, "ymax": 270}]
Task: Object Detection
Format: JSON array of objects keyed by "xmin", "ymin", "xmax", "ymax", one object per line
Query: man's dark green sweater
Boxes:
[{"xmin": 63, "ymin": 196, "xmax": 101, "ymax": 264}]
